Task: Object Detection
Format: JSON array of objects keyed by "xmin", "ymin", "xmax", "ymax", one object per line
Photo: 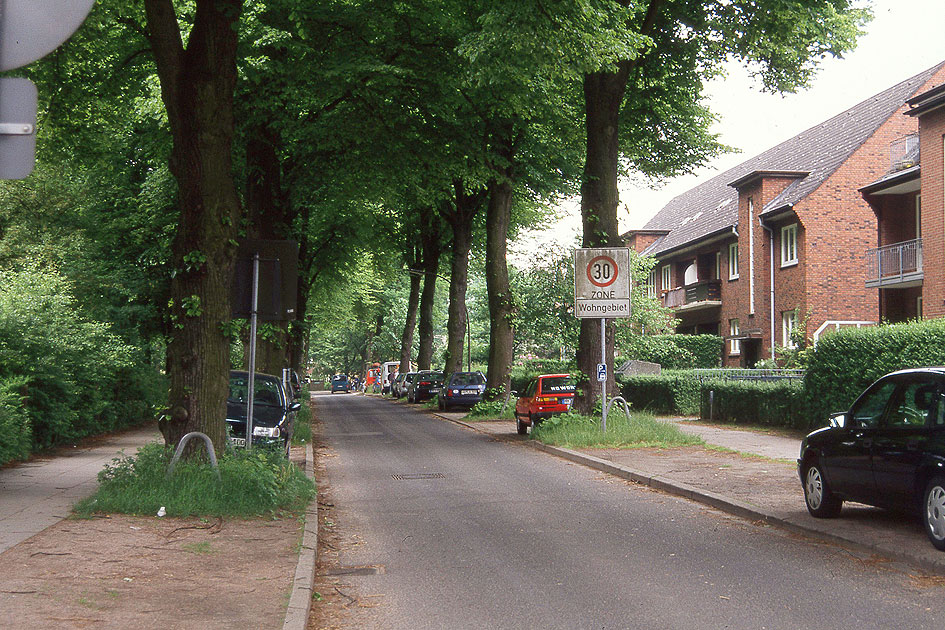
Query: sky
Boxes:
[{"xmin": 511, "ymin": 0, "xmax": 945, "ymax": 261}]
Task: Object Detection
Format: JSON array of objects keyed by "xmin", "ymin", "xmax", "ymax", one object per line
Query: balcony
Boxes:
[
  {"xmin": 662, "ymin": 280, "xmax": 722, "ymax": 312},
  {"xmin": 865, "ymin": 238, "xmax": 923, "ymax": 288}
]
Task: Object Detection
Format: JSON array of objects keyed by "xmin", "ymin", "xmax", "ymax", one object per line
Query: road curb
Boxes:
[
  {"xmin": 435, "ymin": 412, "xmax": 945, "ymax": 575},
  {"xmin": 282, "ymin": 441, "xmax": 318, "ymax": 630}
]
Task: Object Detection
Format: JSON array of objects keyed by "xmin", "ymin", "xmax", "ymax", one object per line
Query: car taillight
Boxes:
[
  {"xmin": 419, "ymin": 381, "xmax": 431, "ymax": 385},
  {"xmin": 536, "ymin": 396, "xmax": 557, "ymax": 403}
]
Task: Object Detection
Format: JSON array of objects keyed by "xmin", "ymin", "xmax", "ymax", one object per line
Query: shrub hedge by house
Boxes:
[
  {"xmin": 619, "ymin": 371, "xmax": 700, "ymax": 416},
  {"xmin": 804, "ymin": 318, "xmax": 945, "ymax": 424},
  {"xmin": 700, "ymin": 379, "xmax": 810, "ymax": 430},
  {"xmin": 621, "ymin": 334, "xmax": 722, "ymax": 369}
]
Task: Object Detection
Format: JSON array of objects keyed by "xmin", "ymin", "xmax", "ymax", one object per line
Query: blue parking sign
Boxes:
[{"xmin": 597, "ymin": 363, "xmax": 607, "ymax": 382}]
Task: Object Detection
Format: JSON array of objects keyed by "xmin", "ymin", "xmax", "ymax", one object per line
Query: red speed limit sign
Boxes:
[{"xmin": 573, "ymin": 248, "xmax": 631, "ymax": 318}]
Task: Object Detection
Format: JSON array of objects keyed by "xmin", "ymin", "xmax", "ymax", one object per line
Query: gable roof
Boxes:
[{"xmin": 630, "ymin": 61, "xmax": 945, "ymax": 258}]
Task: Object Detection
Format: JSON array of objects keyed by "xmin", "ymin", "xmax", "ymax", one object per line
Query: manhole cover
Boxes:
[{"xmin": 391, "ymin": 473, "xmax": 446, "ymax": 480}]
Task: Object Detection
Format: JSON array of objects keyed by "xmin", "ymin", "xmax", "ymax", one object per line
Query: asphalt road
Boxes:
[{"xmin": 315, "ymin": 392, "xmax": 945, "ymax": 630}]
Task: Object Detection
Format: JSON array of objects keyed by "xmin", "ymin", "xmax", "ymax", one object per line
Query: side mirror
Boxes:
[
  {"xmin": 828, "ymin": 412, "xmax": 847, "ymax": 429},
  {"xmin": 289, "ymin": 402, "xmax": 302, "ymax": 412}
]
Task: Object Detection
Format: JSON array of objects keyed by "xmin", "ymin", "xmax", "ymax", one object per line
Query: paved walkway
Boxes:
[{"xmin": 0, "ymin": 423, "xmax": 162, "ymax": 553}]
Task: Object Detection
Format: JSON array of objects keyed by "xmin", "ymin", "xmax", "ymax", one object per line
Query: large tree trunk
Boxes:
[
  {"xmin": 417, "ymin": 206, "xmax": 441, "ymax": 371},
  {"xmin": 575, "ymin": 67, "xmax": 630, "ymax": 414},
  {"xmin": 243, "ymin": 125, "xmax": 292, "ymax": 376},
  {"xmin": 484, "ymin": 176, "xmax": 514, "ymax": 400},
  {"xmin": 400, "ymin": 248, "xmax": 422, "ymax": 372},
  {"xmin": 440, "ymin": 182, "xmax": 485, "ymax": 376},
  {"xmin": 146, "ymin": 0, "xmax": 243, "ymax": 452}
]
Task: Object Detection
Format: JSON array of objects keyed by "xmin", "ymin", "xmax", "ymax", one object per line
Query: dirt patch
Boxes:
[{"xmin": 0, "ymin": 447, "xmax": 308, "ymax": 630}]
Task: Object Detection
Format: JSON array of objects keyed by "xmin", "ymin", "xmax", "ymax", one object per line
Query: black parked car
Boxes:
[
  {"xmin": 407, "ymin": 371, "xmax": 444, "ymax": 403},
  {"xmin": 798, "ymin": 367, "xmax": 945, "ymax": 550},
  {"xmin": 438, "ymin": 371, "xmax": 486, "ymax": 411},
  {"xmin": 227, "ymin": 370, "xmax": 300, "ymax": 456}
]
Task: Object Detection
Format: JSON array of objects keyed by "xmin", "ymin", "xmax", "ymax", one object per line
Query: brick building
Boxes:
[
  {"xmin": 624, "ymin": 61, "xmax": 945, "ymax": 367},
  {"xmin": 862, "ymin": 81, "xmax": 945, "ymax": 324}
]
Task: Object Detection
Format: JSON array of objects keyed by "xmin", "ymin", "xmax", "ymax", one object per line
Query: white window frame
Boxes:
[
  {"xmin": 728, "ymin": 242, "xmax": 739, "ymax": 280},
  {"xmin": 781, "ymin": 224, "xmax": 798, "ymax": 267},
  {"xmin": 782, "ymin": 310, "xmax": 798, "ymax": 349},
  {"xmin": 661, "ymin": 265, "xmax": 671, "ymax": 291},
  {"xmin": 714, "ymin": 252, "xmax": 721, "ymax": 280},
  {"xmin": 646, "ymin": 269, "xmax": 657, "ymax": 299},
  {"xmin": 729, "ymin": 319, "xmax": 740, "ymax": 356}
]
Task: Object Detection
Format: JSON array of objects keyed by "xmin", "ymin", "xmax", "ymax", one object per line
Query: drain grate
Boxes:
[{"xmin": 391, "ymin": 473, "xmax": 446, "ymax": 480}]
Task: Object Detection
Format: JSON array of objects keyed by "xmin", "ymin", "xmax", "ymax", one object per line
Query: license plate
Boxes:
[
  {"xmin": 230, "ymin": 437, "xmax": 246, "ymax": 447},
  {"xmin": 430, "ymin": 388, "xmax": 440, "ymax": 394},
  {"xmin": 461, "ymin": 390, "xmax": 477, "ymax": 395},
  {"xmin": 564, "ymin": 399, "xmax": 573, "ymax": 407}
]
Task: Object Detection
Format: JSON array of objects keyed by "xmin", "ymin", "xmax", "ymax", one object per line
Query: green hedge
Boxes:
[
  {"xmin": 805, "ymin": 319, "xmax": 945, "ymax": 424},
  {"xmin": 619, "ymin": 372, "xmax": 700, "ymax": 415},
  {"xmin": 620, "ymin": 334, "xmax": 722, "ymax": 369},
  {"xmin": 700, "ymin": 379, "xmax": 809, "ymax": 430}
]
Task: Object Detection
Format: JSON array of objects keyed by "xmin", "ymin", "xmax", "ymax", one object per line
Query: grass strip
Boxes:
[{"xmin": 531, "ymin": 410, "xmax": 705, "ymax": 449}]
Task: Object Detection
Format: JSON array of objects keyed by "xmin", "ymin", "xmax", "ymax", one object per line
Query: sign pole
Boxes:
[
  {"xmin": 601, "ymin": 317, "xmax": 607, "ymax": 432},
  {"xmin": 246, "ymin": 252, "xmax": 260, "ymax": 449}
]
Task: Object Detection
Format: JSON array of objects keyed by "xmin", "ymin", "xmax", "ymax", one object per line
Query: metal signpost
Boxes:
[
  {"xmin": 0, "ymin": 0, "xmax": 96, "ymax": 180},
  {"xmin": 574, "ymin": 247, "xmax": 631, "ymax": 431},
  {"xmin": 232, "ymin": 239, "xmax": 299, "ymax": 448}
]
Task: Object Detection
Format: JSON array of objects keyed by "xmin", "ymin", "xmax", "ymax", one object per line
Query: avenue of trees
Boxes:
[{"xmin": 0, "ymin": 0, "xmax": 868, "ymax": 459}]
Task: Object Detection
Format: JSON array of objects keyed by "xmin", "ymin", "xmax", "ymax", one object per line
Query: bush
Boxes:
[
  {"xmin": 805, "ymin": 319, "xmax": 945, "ymax": 425},
  {"xmin": 699, "ymin": 379, "xmax": 809, "ymax": 430},
  {"xmin": 0, "ymin": 267, "xmax": 165, "ymax": 452},
  {"xmin": 620, "ymin": 334, "xmax": 722, "ymax": 369},
  {"xmin": 0, "ymin": 377, "xmax": 30, "ymax": 465},
  {"xmin": 619, "ymin": 371, "xmax": 700, "ymax": 416}
]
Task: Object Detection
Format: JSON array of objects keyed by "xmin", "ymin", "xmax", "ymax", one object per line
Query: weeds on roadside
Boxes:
[
  {"xmin": 292, "ymin": 400, "xmax": 313, "ymax": 445},
  {"xmin": 74, "ymin": 443, "xmax": 316, "ymax": 518},
  {"xmin": 466, "ymin": 396, "xmax": 515, "ymax": 420},
  {"xmin": 530, "ymin": 410, "xmax": 704, "ymax": 449}
]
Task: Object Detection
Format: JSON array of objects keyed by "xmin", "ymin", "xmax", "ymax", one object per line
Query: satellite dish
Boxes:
[{"xmin": 0, "ymin": 1, "xmax": 96, "ymax": 71}]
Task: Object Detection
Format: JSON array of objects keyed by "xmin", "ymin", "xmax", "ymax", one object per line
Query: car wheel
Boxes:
[
  {"xmin": 923, "ymin": 476, "xmax": 945, "ymax": 551},
  {"xmin": 803, "ymin": 460, "xmax": 842, "ymax": 518},
  {"xmin": 516, "ymin": 415, "xmax": 528, "ymax": 435}
]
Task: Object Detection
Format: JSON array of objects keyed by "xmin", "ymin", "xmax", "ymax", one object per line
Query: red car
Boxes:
[{"xmin": 514, "ymin": 374, "xmax": 575, "ymax": 435}]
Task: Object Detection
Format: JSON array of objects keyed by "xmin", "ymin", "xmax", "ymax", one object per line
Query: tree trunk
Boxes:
[
  {"xmin": 146, "ymin": 0, "xmax": 243, "ymax": 453},
  {"xmin": 575, "ymin": 67, "xmax": 630, "ymax": 414},
  {"xmin": 440, "ymin": 182, "xmax": 485, "ymax": 376},
  {"xmin": 400, "ymin": 252, "xmax": 422, "ymax": 372},
  {"xmin": 243, "ymin": 125, "xmax": 292, "ymax": 376},
  {"xmin": 485, "ymin": 176, "xmax": 514, "ymax": 400},
  {"xmin": 417, "ymin": 206, "xmax": 441, "ymax": 370}
]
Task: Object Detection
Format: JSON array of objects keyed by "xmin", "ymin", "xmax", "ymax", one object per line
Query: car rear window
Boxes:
[
  {"xmin": 451, "ymin": 372, "xmax": 485, "ymax": 386},
  {"xmin": 541, "ymin": 376, "xmax": 575, "ymax": 394}
]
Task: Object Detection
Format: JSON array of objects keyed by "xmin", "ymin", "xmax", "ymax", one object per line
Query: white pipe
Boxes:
[{"xmin": 760, "ymin": 219, "xmax": 775, "ymax": 360}]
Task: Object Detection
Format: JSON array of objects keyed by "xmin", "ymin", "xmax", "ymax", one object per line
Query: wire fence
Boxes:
[{"xmin": 692, "ymin": 368, "xmax": 806, "ymax": 383}]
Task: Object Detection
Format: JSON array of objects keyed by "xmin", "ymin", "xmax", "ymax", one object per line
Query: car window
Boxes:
[
  {"xmin": 229, "ymin": 375, "xmax": 283, "ymax": 406},
  {"xmin": 887, "ymin": 380, "xmax": 945, "ymax": 429},
  {"xmin": 850, "ymin": 381, "xmax": 897, "ymax": 429},
  {"xmin": 540, "ymin": 376, "xmax": 575, "ymax": 394},
  {"xmin": 451, "ymin": 373, "xmax": 484, "ymax": 386},
  {"xmin": 524, "ymin": 380, "xmax": 537, "ymax": 397}
]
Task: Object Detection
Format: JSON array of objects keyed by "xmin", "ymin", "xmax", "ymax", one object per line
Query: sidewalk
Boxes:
[
  {"xmin": 437, "ymin": 411, "xmax": 945, "ymax": 575},
  {"xmin": 0, "ymin": 423, "xmax": 163, "ymax": 553}
]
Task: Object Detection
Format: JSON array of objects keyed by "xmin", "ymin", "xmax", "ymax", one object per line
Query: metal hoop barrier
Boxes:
[
  {"xmin": 167, "ymin": 432, "xmax": 221, "ymax": 481},
  {"xmin": 500, "ymin": 390, "xmax": 515, "ymax": 416},
  {"xmin": 603, "ymin": 396, "xmax": 632, "ymax": 433}
]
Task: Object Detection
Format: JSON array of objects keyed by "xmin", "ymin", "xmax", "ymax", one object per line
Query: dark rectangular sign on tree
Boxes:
[{"xmin": 231, "ymin": 239, "xmax": 298, "ymax": 321}]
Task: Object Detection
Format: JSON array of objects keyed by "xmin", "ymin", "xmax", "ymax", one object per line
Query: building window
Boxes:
[
  {"xmin": 729, "ymin": 319, "xmax": 740, "ymax": 355},
  {"xmin": 661, "ymin": 265, "xmax": 671, "ymax": 291},
  {"xmin": 728, "ymin": 242, "xmax": 739, "ymax": 279},
  {"xmin": 781, "ymin": 224, "xmax": 798, "ymax": 267},
  {"xmin": 715, "ymin": 252, "xmax": 721, "ymax": 280},
  {"xmin": 646, "ymin": 269, "xmax": 657, "ymax": 299},
  {"xmin": 782, "ymin": 310, "xmax": 798, "ymax": 348}
]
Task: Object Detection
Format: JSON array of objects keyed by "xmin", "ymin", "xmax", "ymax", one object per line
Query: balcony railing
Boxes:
[
  {"xmin": 865, "ymin": 238, "xmax": 923, "ymax": 288},
  {"xmin": 662, "ymin": 280, "xmax": 722, "ymax": 310}
]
